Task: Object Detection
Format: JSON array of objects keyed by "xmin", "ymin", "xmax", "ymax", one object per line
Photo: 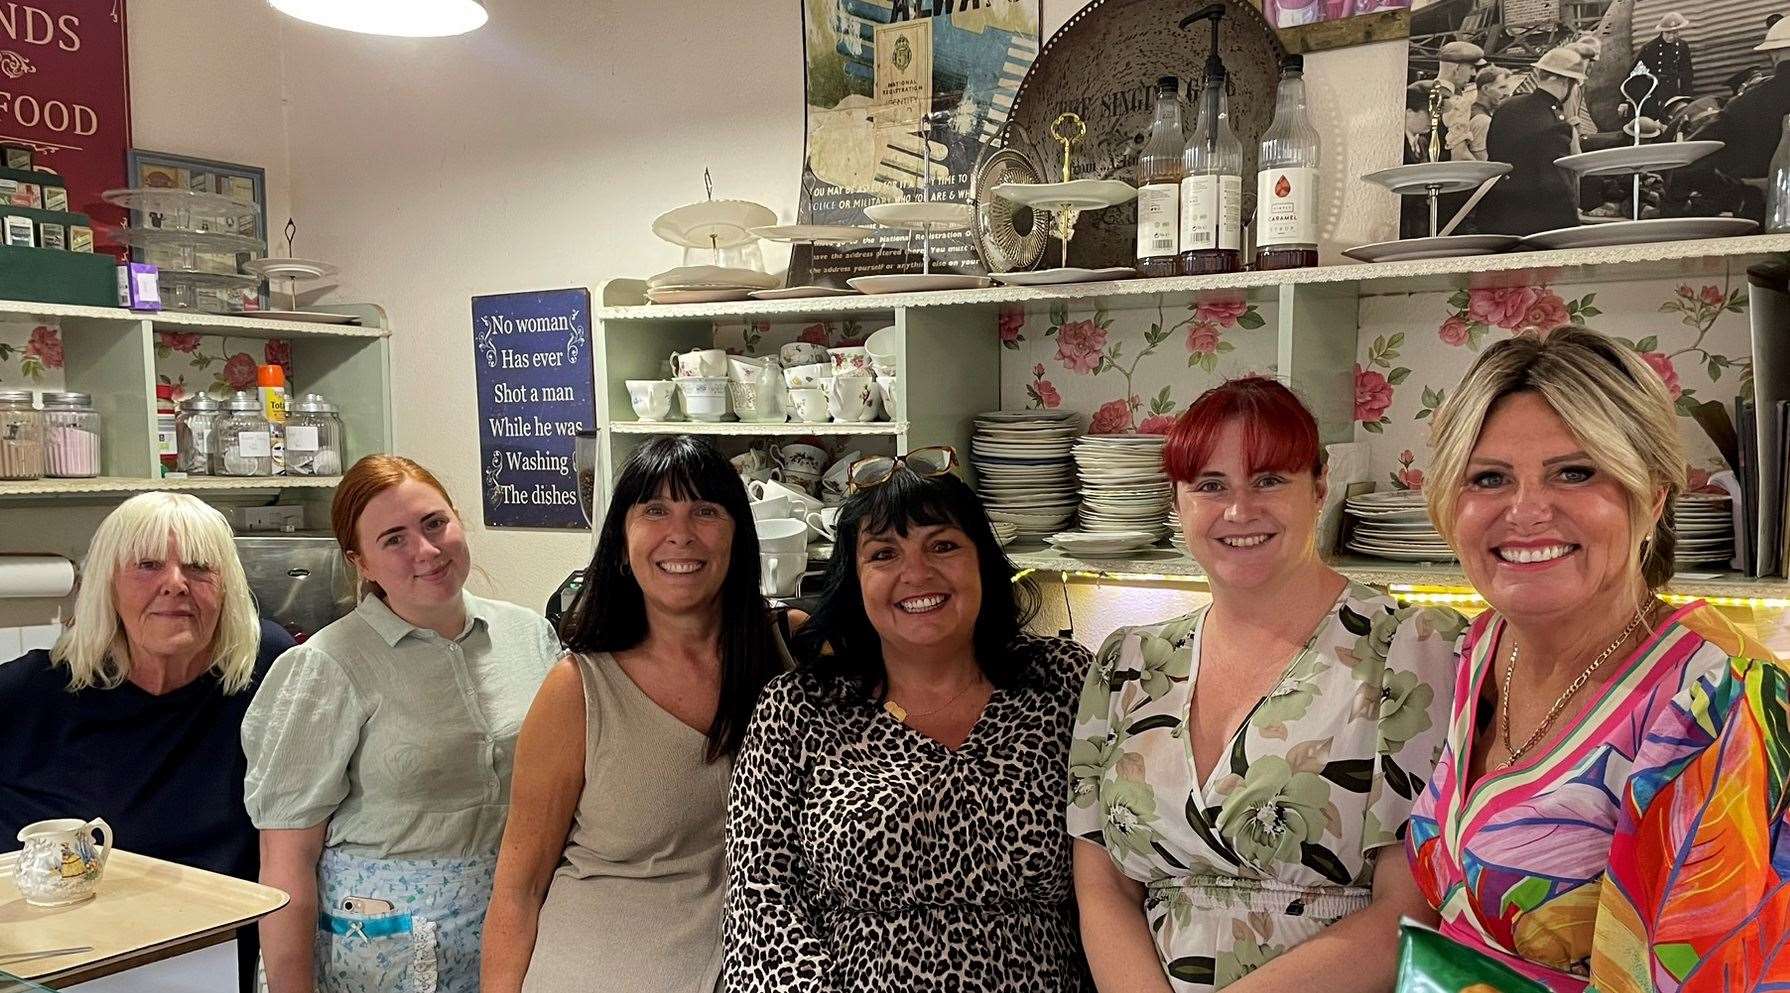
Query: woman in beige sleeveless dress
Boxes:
[{"xmin": 481, "ymin": 437, "xmax": 794, "ymax": 993}]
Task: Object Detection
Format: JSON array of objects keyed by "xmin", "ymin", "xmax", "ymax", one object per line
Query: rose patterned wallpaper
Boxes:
[
  {"xmin": 1352, "ymin": 278, "xmax": 1750, "ymax": 492},
  {"xmin": 0, "ymin": 321, "xmax": 294, "ymax": 400}
]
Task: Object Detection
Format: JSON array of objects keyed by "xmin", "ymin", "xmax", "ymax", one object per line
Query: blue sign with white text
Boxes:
[{"xmin": 471, "ymin": 288, "xmax": 595, "ymax": 529}]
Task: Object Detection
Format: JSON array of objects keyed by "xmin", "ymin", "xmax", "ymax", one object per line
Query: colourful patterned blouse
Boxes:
[{"xmin": 1404, "ymin": 601, "xmax": 1789, "ymax": 993}]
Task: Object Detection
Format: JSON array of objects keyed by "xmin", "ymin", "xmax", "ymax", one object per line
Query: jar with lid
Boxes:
[
  {"xmin": 284, "ymin": 393, "xmax": 345, "ymax": 477},
  {"xmin": 41, "ymin": 392, "xmax": 101, "ymax": 478},
  {"xmin": 216, "ymin": 391, "xmax": 274, "ymax": 477},
  {"xmin": 0, "ymin": 389, "xmax": 44, "ymax": 480},
  {"xmin": 175, "ymin": 394, "xmax": 223, "ymax": 476}
]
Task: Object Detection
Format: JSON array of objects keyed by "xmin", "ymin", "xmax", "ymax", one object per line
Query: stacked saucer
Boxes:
[
  {"xmin": 645, "ymin": 266, "xmax": 780, "ymax": 304},
  {"xmin": 970, "ymin": 411, "xmax": 1080, "ymax": 539},
  {"xmin": 1675, "ymin": 492, "xmax": 1735, "ymax": 566},
  {"xmin": 1073, "ymin": 434, "xmax": 1171, "ymax": 538},
  {"xmin": 1046, "ymin": 529, "xmax": 1160, "ymax": 558},
  {"xmin": 1342, "ymin": 490, "xmax": 1454, "ymax": 562}
]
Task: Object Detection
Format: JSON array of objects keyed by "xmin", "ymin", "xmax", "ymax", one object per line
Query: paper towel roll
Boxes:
[{"xmin": 0, "ymin": 555, "xmax": 76, "ymax": 598}]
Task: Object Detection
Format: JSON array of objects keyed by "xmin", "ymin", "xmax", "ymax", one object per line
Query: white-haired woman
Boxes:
[
  {"xmin": 1405, "ymin": 327, "xmax": 1788, "ymax": 992},
  {"xmin": 0, "ymin": 491, "xmax": 294, "ymax": 992}
]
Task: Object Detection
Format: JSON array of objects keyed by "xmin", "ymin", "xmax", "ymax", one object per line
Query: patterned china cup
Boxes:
[{"xmin": 780, "ymin": 341, "xmax": 828, "ymax": 367}]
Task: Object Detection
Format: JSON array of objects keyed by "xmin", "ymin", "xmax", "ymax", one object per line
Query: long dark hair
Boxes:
[
  {"xmin": 559, "ymin": 435, "xmax": 781, "ymax": 761},
  {"xmin": 792, "ymin": 466, "xmax": 1040, "ymax": 702}
]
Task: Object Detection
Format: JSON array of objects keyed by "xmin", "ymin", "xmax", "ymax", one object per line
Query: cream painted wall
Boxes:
[{"xmin": 119, "ymin": 1, "xmax": 1407, "ymax": 609}]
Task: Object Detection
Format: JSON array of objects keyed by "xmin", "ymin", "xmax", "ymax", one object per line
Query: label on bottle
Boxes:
[
  {"xmin": 1135, "ymin": 182, "xmax": 1180, "ymax": 259},
  {"xmin": 286, "ymin": 425, "xmax": 320, "ymax": 452},
  {"xmin": 238, "ymin": 432, "xmax": 271, "ymax": 458},
  {"xmin": 156, "ymin": 423, "xmax": 177, "ymax": 457},
  {"xmin": 1179, "ymin": 174, "xmax": 1242, "ymax": 252},
  {"xmin": 1256, "ymin": 167, "xmax": 1318, "ymax": 248}
]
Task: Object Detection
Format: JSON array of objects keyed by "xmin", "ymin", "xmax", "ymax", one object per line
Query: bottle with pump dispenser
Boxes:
[
  {"xmin": 1135, "ymin": 76, "xmax": 1185, "ymax": 277},
  {"xmin": 1255, "ymin": 55, "xmax": 1322, "ymax": 271},
  {"xmin": 1178, "ymin": 5, "xmax": 1243, "ymax": 276}
]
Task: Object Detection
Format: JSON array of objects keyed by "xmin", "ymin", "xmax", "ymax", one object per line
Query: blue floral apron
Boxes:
[{"xmin": 312, "ymin": 848, "xmax": 496, "ymax": 993}]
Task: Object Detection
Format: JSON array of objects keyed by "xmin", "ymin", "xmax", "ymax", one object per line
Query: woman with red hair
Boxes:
[{"xmin": 1068, "ymin": 376, "xmax": 1465, "ymax": 992}]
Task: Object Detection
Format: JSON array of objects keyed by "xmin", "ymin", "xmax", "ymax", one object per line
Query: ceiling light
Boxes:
[{"xmin": 269, "ymin": 0, "xmax": 488, "ymax": 38}]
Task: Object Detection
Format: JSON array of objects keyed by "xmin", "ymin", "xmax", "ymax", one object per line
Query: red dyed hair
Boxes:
[
  {"xmin": 331, "ymin": 454, "xmax": 457, "ymax": 557},
  {"xmin": 1162, "ymin": 376, "xmax": 1322, "ymax": 481}
]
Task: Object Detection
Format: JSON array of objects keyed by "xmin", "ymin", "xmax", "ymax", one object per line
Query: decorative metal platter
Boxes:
[
  {"xmin": 970, "ymin": 146, "xmax": 1049, "ymax": 275},
  {"xmin": 1004, "ymin": 0, "xmax": 1286, "ymax": 269}
]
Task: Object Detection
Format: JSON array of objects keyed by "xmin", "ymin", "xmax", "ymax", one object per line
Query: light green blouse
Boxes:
[{"xmin": 242, "ymin": 591, "xmax": 560, "ymax": 859}]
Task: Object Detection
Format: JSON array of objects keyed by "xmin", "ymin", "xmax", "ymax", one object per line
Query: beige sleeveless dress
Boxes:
[{"xmin": 521, "ymin": 651, "xmax": 732, "ymax": 993}]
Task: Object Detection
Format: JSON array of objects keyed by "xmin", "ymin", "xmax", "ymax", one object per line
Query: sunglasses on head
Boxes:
[{"xmin": 847, "ymin": 446, "xmax": 959, "ymax": 492}]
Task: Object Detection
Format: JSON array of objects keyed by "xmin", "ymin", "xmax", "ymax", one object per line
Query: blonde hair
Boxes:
[
  {"xmin": 1426, "ymin": 326, "xmax": 1685, "ymax": 590},
  {"xmin": 53, "ymin": 492, "xmax": 261, "ymax": 693}
]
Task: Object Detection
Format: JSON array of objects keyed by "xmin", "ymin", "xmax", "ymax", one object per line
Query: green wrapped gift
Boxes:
[{"xmin": 1395, "ymin": 920, "xmax": 1551, "ymax": 993}]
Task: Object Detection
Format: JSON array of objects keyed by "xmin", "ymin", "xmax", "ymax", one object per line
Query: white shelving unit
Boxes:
[
  {"xmin": 0, "ymin": 301, "xmax": 391, "ymax": 502},
  {"xmin": 591, "ymin": 234, "xmax": 1790, "ymax": 602}
]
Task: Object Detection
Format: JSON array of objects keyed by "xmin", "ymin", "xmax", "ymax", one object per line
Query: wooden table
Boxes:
[{"xmin": 0, "ymin": 850, "xmax": 287, "ymax": 986}]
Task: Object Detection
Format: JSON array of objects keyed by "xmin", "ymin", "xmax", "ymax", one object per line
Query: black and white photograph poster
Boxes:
[{"xmin": 1404, "ymin": 0, "xmax": 1789, "ymax": 237}]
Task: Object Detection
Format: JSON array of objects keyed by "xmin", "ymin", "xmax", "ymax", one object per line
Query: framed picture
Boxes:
[
  {"xmin": 126, "ymin": 149, "xmax": 268, "ymax": 313},
  {"xmin": 1256, "ymin": 0, "xmax": 1410, "ymax": 53}
]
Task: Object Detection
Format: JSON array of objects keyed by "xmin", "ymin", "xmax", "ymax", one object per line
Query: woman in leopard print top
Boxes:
[{"xmin": 723, "ymin": 453, "xmax": 1094, "ymax": 993}]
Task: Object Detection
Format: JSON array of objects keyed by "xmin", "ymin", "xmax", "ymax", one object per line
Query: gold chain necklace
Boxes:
[
  {"xmin": 883, "ymin": 674, "xmax": 984, "ymax": 723},
  {"xmin": 1497, "ymin": 604, "xmax": 1650, "ymax": 770}
]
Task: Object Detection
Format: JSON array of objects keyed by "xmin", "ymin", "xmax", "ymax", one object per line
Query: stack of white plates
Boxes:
[
  {"xmin": 1675, "ymin": 492, "xmax": 1735, "ymax": 566},
  {"xmin": 1168, "ymin": 510, "xmax": 1190, "ymax": 557},
  {"xmin": 1074, "ymin": 434, "xmax": 1171, "ymax": 538},
  {"xmin": 1046, "ymin": 529, "xmax": 1160, "ymax": 558},
  {"xmin": 971, "ymin": 411, "xmax": 1080, "ymax": 539},
  {"xmin": 645, "ymin": 266, "xmax": 780, "ymax": 304},
  {"xmin": 1343, "ymin": 490, "xmax": 1454, "ymax": 563}
]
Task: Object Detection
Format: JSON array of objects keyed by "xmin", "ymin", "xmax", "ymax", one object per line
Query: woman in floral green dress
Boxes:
[{"xmin": 1069, "ymin": 377, "xmax": 1466, "ymax": 993}]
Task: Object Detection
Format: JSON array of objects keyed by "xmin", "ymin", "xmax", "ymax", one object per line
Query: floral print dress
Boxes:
[{"xmin": 1067, "ymin": 583, "xmax": 1465, "ymax": 990}]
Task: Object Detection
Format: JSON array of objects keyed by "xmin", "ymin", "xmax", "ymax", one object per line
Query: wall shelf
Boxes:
[
  {"xmin": 595, "ymin": 234, "xmax": 1790, "ymax": 321},
  {"xmin": 0, "ymin": 475, "xmax": 342, "ymax": 499},
  {"xmin": 0, "ymin": 299, "xmax": 387, "ymax": 339},
  {"xmin": 609, "ymin": 421, "xmax": 908, "ymax": 436}
]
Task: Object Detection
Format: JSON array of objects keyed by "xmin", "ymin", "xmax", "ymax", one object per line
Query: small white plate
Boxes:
[
  {"xmin": 991, "ymin": 267, "xmax": 1140, "ymax": 286},
  {"xmin": 245, "ymin": 310, "xmax": 361, "ymax": 325},
  {"xmin": 863, "ymin": 202, "xmax": 975, "ymax": 232},
  {"xmin": 749, "ymin": 224, "xmax": 876, "ymax": 243},
  {"xmin": 848, "ymin": 274, "xmax": 994, "ymax": 294},
  {"xmin": 647, "ymin": 287, "xmax": 755, "ymax": 304},
  {"xmin": 243, "ymin": 257, "xmax": 339, "ymax": 281},
  {"xmin": 748, "ymin": 286, "xmax": 860, "ymax": 300},
  {"xmin": 1343, "ymin": 235, "xmax": 1520, "ymax": 264},
  {"xmin": 1361, "ymin": 161, "xmax": 1512, "ymax": 196},
  {"xmin": 1553, "ymin": 141, "xmax": 1723, "ymax": 177},
  {"xmin": 1521, "ymin": 216, "xmax": 1758, "ymax": 250},
  {"xmin": 991, "ymin": 180, "xmax": 1138, "ymax": 211},
  {"xmin": 651, "ymin": 200, "xmax": 778, "ymax": 249}
]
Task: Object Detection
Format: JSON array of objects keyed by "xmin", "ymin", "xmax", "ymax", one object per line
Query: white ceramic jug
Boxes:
[{"xmin": 15, "ymin": 817, "xmax": 111, "ymax": 906}]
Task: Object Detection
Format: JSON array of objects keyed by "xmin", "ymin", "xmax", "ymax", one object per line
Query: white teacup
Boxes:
[
  {"xmin": 783, "ymin": 362, "xmax": 832, "ymax": 390},
  {"xmin": 727, "ymin": 354, "xmax": 780, "ymax": 385},
  {"xmin": 780, "ymin": 341, "xmax": 828, "ymax": 367},
  {"xmin": 805, "ymin": 506, "xmax": 843, "ymax": 541},
  {"xmin": 788, "ymin": 388, "xmax": 829, "ymax": 423},
  {"xmin": 755, "ymin": 517, "xmax": 810, "ymax": 553},
  {"xmin": 865, "ymin": 325, "xmax": 897, "ymax": 368},
  {"xmin": 626, "ymin": 380, "xmax": 678, "ymax": 422},
  {"xmin": 827, "ymin": 375, "xmax": 879, "ymax": 423},
  {"xmin": 821, "ymin": 450, "xmax": 860, "ymax": 502},
  {"xmin": 871, "ymin": 358, "xmax": 898, "ymax": 379},
  {"xmin": 777, "ymin": 442, "xmax": 829, "ymax": 479},
  {"xmin": 750, "ymin": 495, "xmax": 791, "ymax": 521},
  {"xmin": 760, "ymin": 551, "xmax": 808, "ymax": 598},
  {"xmin": 670, "ymin": 347, "xmax": 728, "ymax": 379},
  {"xmin": 828, "ymin": 346, "xmax": 871, "ymax": 375},
  {"xmin": 729, "ymin": 382, "xmax": 786, "ymax": 423},
  {"xmin": 878, "ymin": 377, "xmax": 900, "ymax": 420},
  {"xmin": 15, "ymin": 817, "xmax": 111, "ymax": 907},
  {"xmin": 748, "ymin": 478, "xmax": 823, "ymax": 516},
  {"xmin": 675, "ymin": 378, "xmax": 730, "ymax": 422}
]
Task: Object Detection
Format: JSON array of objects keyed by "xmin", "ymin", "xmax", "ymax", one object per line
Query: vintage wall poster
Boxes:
[
  {"xmin": 794, "ymin": 0, "xmax": 1041, "ymax": 283},
  {"xmin": 472, "ymin": 289, "xmax": 597, "ymax": 530},
  {"xmin": 0, "ymin": 2, "xmax": 130, "ymax": 250}
]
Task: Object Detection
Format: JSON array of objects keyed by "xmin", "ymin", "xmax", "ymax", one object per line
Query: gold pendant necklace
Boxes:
[
  {"xmin": 1496, "ymin": 603, "xmax": 1651, "ymax": 770},
  {"xmin": 884, "ymin": 674, "xmax": 983, "ymax": 723}
]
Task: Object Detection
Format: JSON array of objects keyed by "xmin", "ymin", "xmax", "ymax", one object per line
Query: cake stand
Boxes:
[
  {"xmin": 748, "ymin": 224, "xmax": 873, "ymax": 298},
  {"xmin": 1348, "ymin": 161, "xmax": 1517, "ymax": 263}
]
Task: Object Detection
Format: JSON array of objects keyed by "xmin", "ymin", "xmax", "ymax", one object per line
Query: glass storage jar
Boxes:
[
  {"xmin": 284, "ymin": 393, "xmax": 345, "ymax": 477},
  {"xmin": 216, "ymin": 391, "xmax": 274, "ymax": 477},
  {"xmin": 175, "ymin": 394, "xmax": 223, "ymax": 476},
  {"xmin": 0, "ymin": 389, "xmax": 44, "ymax": 480},
  {"xmin": 41, "ymin": 392, "xmax": 101, "ymax": 478}
]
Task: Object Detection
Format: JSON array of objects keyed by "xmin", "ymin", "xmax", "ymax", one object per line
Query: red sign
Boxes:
[{"xmin": 0, "ymin": 2, "xmax": 129, "ymax": 251}]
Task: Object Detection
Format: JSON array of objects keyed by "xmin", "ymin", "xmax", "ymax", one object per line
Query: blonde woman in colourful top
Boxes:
[
  {"xmin": 1407, "ymin": 327, "xmax": 1788, "ymax": 992},
  {"xmin": 1071, "ymin": 377, "xmax": 1466, "ymax": 993}
]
